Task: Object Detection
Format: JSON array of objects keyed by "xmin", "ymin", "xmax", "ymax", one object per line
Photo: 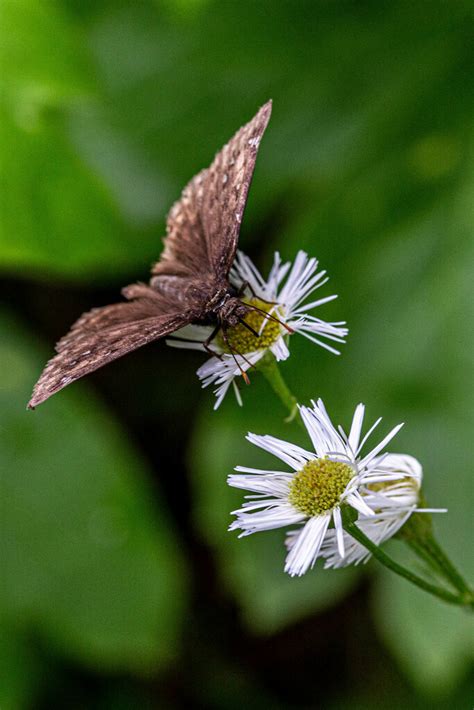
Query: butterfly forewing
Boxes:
[
  {"xmin": 152, "ymin": 100, "xmax": 272, "ymax": 282},
  {"xmin": 202, "ymin": 100, "xmax": 272, "ymax": 276}
]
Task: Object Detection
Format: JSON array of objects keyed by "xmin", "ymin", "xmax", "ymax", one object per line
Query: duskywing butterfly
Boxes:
[{"xmin": 28, "ymin": 100, "xmax": 282, "ymax": 408}]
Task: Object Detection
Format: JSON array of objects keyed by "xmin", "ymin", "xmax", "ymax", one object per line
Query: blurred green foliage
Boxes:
[
  {"xmin": 1, "ymin": 0, "xmax": 473, "ymax": 707},
  {"xmin": 0, "ymin": 311, "xmax": 186, "ymax": 707}
]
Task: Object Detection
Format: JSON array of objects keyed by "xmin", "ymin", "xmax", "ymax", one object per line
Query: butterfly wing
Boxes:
[
  {"xmin": 29, "ymin": 102, "xmax": 273, "ymax": 408},
  {"xmin": 151, "ymin": 100, "xmax": 272, "ymax": 286},
  {"xmin": 201, "ymin": 99, "xmax": 273, "ymax": 276},
  {"xmin": 28, "ymin": 285, "xmax": 194, "ymax": 408}
]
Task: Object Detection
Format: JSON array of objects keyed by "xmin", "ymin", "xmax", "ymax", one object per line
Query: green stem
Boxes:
[
  {"xmin": 344, "ymin": 520, "xmax": 472, "ymax": 608},
  {"xmin": 396, "ymin": 511, "xmax": 473, "ymax": 596},
  {"xmin": 406, "ymin": 534, "xmax": 472, "ymax": 596},
  {"xmin": 404, "ymin": 537, "xmax": 444, "ymax": 579},
  {"xmin": 256, "ymin": 355, "xmax": 301, "ymax": 426}
]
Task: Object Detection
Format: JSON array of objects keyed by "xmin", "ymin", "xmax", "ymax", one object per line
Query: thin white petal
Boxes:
[
  {"xmin": 165, "ymin": 339, "xmax": 206, "ymax": 351},
  {"xmin": 346, "ymin": 492, "xmax": 376, "ymax": 517},
  {"xmin": 284, "ymin": 515, "xmax": 330, "ymax": 576},
  {"xmin": 333, "ymin": 506, "xmax": 345, "ymax": 558},
  {"xmin": 358, "ymin": 423, "xmax": 404, "ymax": 469},
  {"xmin": 246, "ymin": 432, "xmax": 315, "ymax": 470},
  {"xmin": 295, "ymin": 329, "xmax": 341, "ymax": 355},
  {"xmin": 348, "ymin": 404, "xmax": 365, "ymax": 455},
  {"xmin": 232, "ymin": 379, "xmax": 243, "ymax": 407},
  {"xmin": 231, "ymin": 502, "xmax": 305, "ymax": 535}
]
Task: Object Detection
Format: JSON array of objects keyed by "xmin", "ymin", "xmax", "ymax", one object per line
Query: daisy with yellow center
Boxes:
[
  {"xmin": 216, "ymin": 297, "xmax": 284, "ymax": 354},
  {"xmin": 228, "ymin": 399, "xmax": 415, "ymax": 577},
  {"xmin": 167, "ymin": 251, "xmax": 347, "ymax": 408},
  {"xmin": 311, "ymin": 453, "xmax": 445, "ymax": 569}
]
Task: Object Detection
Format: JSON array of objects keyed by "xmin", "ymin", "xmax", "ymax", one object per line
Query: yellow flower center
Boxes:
[
  {"xmin": 217, "ymin": 297, "xmax": 283, "ymax": 354},
  {"xmin": 288, "ymin": 459, "xmax": 354, "ymax": 516}
]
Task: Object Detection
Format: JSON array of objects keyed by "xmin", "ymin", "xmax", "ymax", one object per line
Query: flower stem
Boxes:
[
  {"xmin": 405, "ymin": 535, "xmax": 472, "ymax": 595},
  {"xmin": 344, "ymin": 520, "xmax": 473, "ymax": 608},
  {"xmin": 398, "ymin": 514, "xmax": 472, "ymax": 596},
  {"xmin": 416, "ymin": 536, "xmax": 472, "ymax": 595},
  {"xmin": 256, "ymin": 355, "xmax": 301, "ymax": 425}
]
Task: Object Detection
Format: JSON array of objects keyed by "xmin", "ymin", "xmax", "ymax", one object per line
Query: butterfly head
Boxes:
[{"xmin": 217, "ymin": 295, "xmax": 248, "ymax": 327}]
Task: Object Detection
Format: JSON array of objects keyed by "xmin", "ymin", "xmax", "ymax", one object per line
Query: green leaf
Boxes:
[
  {"xmin": 0, "ymin": 107, "xmax": 142, "ymax": 280},
  {"xmin": 0, "ymin": 309, "xmax": 187, "ymax": 672},
  {"xmin": 374, "ymin": 560, "xmax": 473, "ymax": 693},
  {"xmin": 0, "ymin": 1, "xmax": 167, "ymax": 281},
  {"xmin": 3, "ymin": 1, "xmax": 472, "ymax": 281},
  {"xmin": 0, "ymin": 626, "xmax": 43, "ymax": 710},
  {"xmin": 0, "ymin": 0, "xmax": 91, "ymax": 97}
]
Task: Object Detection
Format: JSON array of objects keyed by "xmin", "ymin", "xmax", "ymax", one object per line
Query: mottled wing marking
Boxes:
[
  {"xmin": 152, "ymin": 166, "xmax": 211, "ymax": 281},
  {"xmin": 152, "ymin": 100, "xmax": 272, "ymax": 282},
  {"xmin": 201, "ymin": 100, "xmax": 272, "ymax": 276},
  {"xmin": 28, "ymin": 285, "xmax": 193, "ymax": 408}
]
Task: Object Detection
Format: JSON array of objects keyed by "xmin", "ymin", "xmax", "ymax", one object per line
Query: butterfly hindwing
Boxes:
[{"xmin": 28, "ymin": 286, "xmax": 194, "ymax": 408}]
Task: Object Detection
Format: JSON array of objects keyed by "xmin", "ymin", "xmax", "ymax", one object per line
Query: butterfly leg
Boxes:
[
  {"xmin": 203, "ymin": 324, "xmax": 224, "ymax": 360},
  {"xmin": 220, "ymin": 327, "xmax": 254, "ymax": 385},
  {"xmin": 168, "ymin": 326, "xmax": 224, "ymax": 360},
  {"xmin": 237, "ymin": 317, "xmax": 261, "ymax": 338}
]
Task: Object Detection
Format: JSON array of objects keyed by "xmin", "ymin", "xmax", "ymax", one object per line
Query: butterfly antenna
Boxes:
[
  {"xmin": 237, "ymin": 281, "xmax": 277, "ymax": 306},
  {"xmin": 246, "ymin": 304, "xmax": 294, "ymax": 334}
]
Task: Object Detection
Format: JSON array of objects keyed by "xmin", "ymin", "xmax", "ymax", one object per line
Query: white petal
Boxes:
[
  {"xmin": 293, "ymin": 328, "xmax": 342, "ymax": 355},
  {"xmin": 232, "ymin": 379, "xmax": 243, "ymax": 407},
  {"xmin": 376, "ymin": 453, "xmax": 423, "ymax": 486},
  {"xmin": 284, "ymin": 515, "xmax": 331, "ymax": 576},
  {"xmin": 214, "ymin": 381, "xmax": 231, "ymax": 410},
  {"xmin": 166, "ymin": 339, "xmax": 207, "ymax": 351},
  {"xmin": 332, "ymin": 506, "xmax": 345, "ymax": 558},
  {"xmin": 271, "ymin": 336, "xmax": 290, "ymax": 362},
  {"xmin": 354, "ymin": 417, "xmax": 383, "ymax": 457},
  {"xmin": 348, "ymin": 404, "xmax": 365, "ymax": 455},
  {"xmin": 299, "ymin": 402, "xmax": 349, "ymax": 459},
  {"xmin": 294, "ymin": 293, "xmax": 338, "ymax": 311},
  {"xmin": 246, "ymin": 432, "xmax": 315, "ymax": 470},
  {"xmin": 358, "ymin": 423, "xmax": 404, "ymax": 469},
  {"xmin": 345, "ymin": 492, "xmax": 376, "ymax": 517},
  {"xmin": 228, "ymin": 471, "xmax": 292, "ymax": 497},
  {"xmin": 233, "ymin": 465, "xmax": 292, "ymax": 475},
  {"xmin": 293, "ymin": 321, "xmax": 347, "ymax": 343},
  {"xmin": 231, "ymin": 501, "xmax": 305, "ymax": 535}
]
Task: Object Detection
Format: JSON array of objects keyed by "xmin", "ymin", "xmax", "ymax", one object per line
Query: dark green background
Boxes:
[{"xmin": 1, "ymin": 1, "xmax": 473, "ymax": 707}]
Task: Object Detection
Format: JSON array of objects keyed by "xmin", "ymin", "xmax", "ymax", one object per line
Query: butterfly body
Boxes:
[{"xmin": 28, "ymin": 100, "xmax": 272, "ymax": 408}]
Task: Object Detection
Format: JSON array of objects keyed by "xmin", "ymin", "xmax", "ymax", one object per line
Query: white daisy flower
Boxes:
[
  {"xmin": 228, "ymin": 399, "xmax": 415, "ymax": 577},
  {"xmin": 311, "ymin": 453, "xmax": 445, "ymax": 568},
  {"xmin": 167, "ymin": 251, "xmax": 347, "ymax": 408}
]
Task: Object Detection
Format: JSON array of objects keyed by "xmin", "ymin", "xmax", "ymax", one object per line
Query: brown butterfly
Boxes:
[{"xmin": 28, "ymin": 100, "xmax": 288, "ymax": 408}]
